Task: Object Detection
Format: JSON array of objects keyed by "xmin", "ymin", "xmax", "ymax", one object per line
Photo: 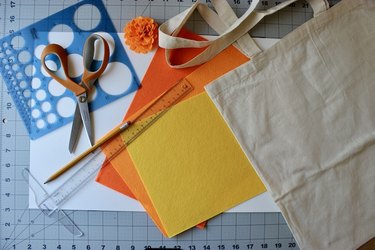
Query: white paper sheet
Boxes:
[
  {"xmin": 29, "ymin": 33, "xmax": 155, "ymax": 211},
  {"xmin": 30, "ymin": 34, "xmax": 281, "ymax": 213}
]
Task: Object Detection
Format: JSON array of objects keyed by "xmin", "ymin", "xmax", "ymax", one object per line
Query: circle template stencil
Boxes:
[{"xmin": 0, "ymin": 0, "xmax": 140, "ymax": 139}]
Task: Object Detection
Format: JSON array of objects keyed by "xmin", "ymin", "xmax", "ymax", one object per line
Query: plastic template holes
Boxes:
[
  {"xmin": 25, "ymin": 65, "xmax": 35, "ymax": 77},
  {"xmin": 19, "ymin": 81, "xmax": 27, "ymax": 89},
  {"xmin": 74, "ymin": 4, "xmax": 101, "ymax": 31},
  {"xmin": 34, "ymin": 45, "xmax": 46, "ymax": 59},
  {"xmin": 18, "ymin": 50, "xmax": 32, "ymax": 64},
  {"xmin": 31, "ymin": 109, "xmax": 41, "ymax": 118},
  {"xmin": 41, "ymin": 102, "xmax": 51, "ymax": 112},
  {"xmin": 48, "ymin": 26, "xmax": 74, "ymax": 48},
  {"xmin": 67, "ymin": 54, "xmax": 84, "ymax": 78},
  {"xmin": 57, "ymin": 97, "xmax": 75, "ymax": 118},
  {"xmin": 16, "ymin": 72, "xmax": 23, "ymax": 80},
  {"xmin": 99, "ymin": 62, "xmax": 132, "ymax": 96},
  {"xmin": 31, "ymin": 78, "xmax": 41, "ymax": 89},
  {"xmin": 47, "ymin": 113, "xmax": 57, "ymax": 124},
  {"xmin": 36, "ymin": 119, "xmax": 46, "ymax": 129},
  {"xmin": 23, "ymin": 89, "xmax": 31, "ymax": 98},
  {"xmin": 12, "ymin": 64, "xmax": 19, "ymax": 71},
  {"xmin": 48, "ymin": 79, "xmax": 66, "ymax": 96},
  {"xmin": 0, "ymin": 0, "xmax": 136, "ymax": 139},
  {"xmin": 29, "ymin": 99, "xmax": 36, "ymax": 108},
  {"xmin": 36, "ymin": 89, "xmax": 47, "ymax": 101},
  {"xmin": 11, "ymin": 36, "xmax": 25, "ymax": 50}
]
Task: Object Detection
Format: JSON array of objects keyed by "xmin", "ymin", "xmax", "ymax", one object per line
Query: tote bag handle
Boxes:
[{"xmin": 159, "ymin": 0, "xmax": 329, "ymax": 68}]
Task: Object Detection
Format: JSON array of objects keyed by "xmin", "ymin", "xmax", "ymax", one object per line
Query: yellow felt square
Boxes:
[{"xmin": 127, "ymin": 92, "xmax": 266, "ymax": 237}]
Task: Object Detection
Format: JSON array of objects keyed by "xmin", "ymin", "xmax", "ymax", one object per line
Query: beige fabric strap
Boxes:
[
  {"xmin": 159, "ymin": 0, "xmax": 329, "ymax": 68},
  {"xmin": 210, "ymin": 0, "xmax": 261, "ymax": 58}
]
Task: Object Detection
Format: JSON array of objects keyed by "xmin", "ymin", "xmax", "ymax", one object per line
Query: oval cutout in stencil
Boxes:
[
  {"xmin": 57, "ymin": 97, "xmax": 76, "ymax": 118},
  {"xmin": 16, "ymin": 72, "xmax": 23, "ymax": 80},
  {"xmin": 19, "ymin": 81, "xmax": 27, "ymax": 89},
  {"xmin": 34, "ymin": 45, "xmax": 46, "ymax": 59},
  {"xmin": 31, "ymin": 78, "xmax": 41, "ymax": 89},
  {"xmin": 98, "ymin": 62, "xmax": 132, "ymax": 96},
  {"xmin": 31, "ymin": 109, "xmax": 41, "ymax": 118},
  {"xmin": 47, "ymin": 113, "xmax": 57, "ymax": 124},
  {"xmin": 29, "ymin": 99, "xmax": 36, "ymax": 108},
  {"xmin": 48, "ymin": 79, "xmax": 66, "ymax": 97},
  {"xmin": 23, "ymin": 89, "xmax": 31, "ymax": 98},
  {"xmin": 11, "ymin": 36, "xmax": 25, "ymax": 50},
  {"xmin": 36, "ymin": 89, "xmax": 47, "ymax": 101},
  {"xmin": 67, "ymin": 53, "xmax": 84, "ymax": 78},
  {"xmin": 48, "ymin": 25, "xmax": 74, "ymax": 48},
  {"xmin": 25, "ymin": 64, "xmax": 35, "ymax": 77},
  {"xmin": 36, "ymin": 119, "xmax": 46, "ymax": 129},
  {"xmin": 41, "ymin": 102, "xmax": 52, "ymax": 112},
  {"xmin": 74, "ymin": 4, "xmax": 101, "ymax": 31},
  {"xmin": 12, "ymin": 64, "xmax": 20, "ymax": 71},
  {"xmin": 18, "ymin": 50, "xmax": 32, "ymax": 64}
]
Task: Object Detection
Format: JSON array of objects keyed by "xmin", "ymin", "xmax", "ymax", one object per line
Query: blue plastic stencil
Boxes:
[{"xmin": 0, "ymin": 0, "xmax": 140, "ymax": 139}]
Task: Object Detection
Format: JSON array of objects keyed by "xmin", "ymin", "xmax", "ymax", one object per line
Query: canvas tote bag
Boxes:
[{"xmin": 159, "ymin": 0, "xmax": 375, "ymax": 249}]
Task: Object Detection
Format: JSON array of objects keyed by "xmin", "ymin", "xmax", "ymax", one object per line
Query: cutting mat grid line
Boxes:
[
  {"xmin": 2, "ymin": 216, "xmax": 293, "ymax": 248},
  {"xmin": 107, "ymin": 1, "xmax": 316, "ymax": 38},
  {"xmin": 0, "ymin": 1, "xmax": 325, "ymax": 36},
  {"xmin": 1, "ymin": 0, "xmax": 339, "ymax": 249}
]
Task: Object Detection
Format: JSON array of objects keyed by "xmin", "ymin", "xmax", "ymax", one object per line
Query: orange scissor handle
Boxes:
[
  {"xmin": 41, "ymin": 44, "xmax": 86, "ymax": 96},
  {"xmin": 81, "ymin": 34, "xmax": 110, "ymax": 90}
]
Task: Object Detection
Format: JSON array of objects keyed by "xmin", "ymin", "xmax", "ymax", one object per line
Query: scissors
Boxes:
[{"xmin": 41, "ymin": 34, "xmax": 110, "ymax": 153}]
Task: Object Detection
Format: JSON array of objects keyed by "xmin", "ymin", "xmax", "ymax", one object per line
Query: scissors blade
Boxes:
[
  {"xmin": 69, "ymin": 104, "xmax": 82, "ymax": 153},
  {"xmin": 76, "ymin": 93, "xmax": 94, "ymax": 147}
]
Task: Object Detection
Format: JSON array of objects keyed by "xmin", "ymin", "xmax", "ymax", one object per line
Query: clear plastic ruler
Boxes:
[{"xmin": 0, "ymin": 1, "xmax": 339, "ymax": 250}]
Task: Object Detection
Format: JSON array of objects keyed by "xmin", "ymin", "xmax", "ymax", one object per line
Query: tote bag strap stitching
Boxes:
[{"xmin": 159, "ymin": 0, "xmax": 329, "ymax": 68}]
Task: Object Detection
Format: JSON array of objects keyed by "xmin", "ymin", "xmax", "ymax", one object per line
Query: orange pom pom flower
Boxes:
[{"xmin": 124, "ymin": 16, "xmax": 158, "ymax": 54}]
